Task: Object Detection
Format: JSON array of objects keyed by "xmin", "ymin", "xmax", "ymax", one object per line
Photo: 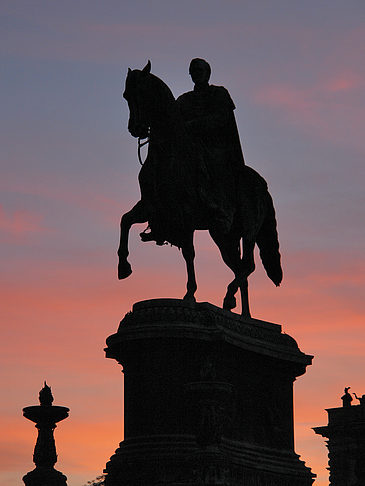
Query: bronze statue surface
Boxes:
[{"xmin": 117, "ymin": 60, "xmax": 282, "ymax": 317}]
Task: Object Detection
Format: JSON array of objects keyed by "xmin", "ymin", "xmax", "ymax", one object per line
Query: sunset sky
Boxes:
[{"xmin": 1, "ymin": 1, "xmax": 364, "ymax": 485}]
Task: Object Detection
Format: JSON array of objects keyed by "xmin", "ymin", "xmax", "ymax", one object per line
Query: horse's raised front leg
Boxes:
[
  {"xmin": 117, "ymin": 200, "xmax": 147, "ymax": 279},
  {"xmin": 181, "ymin": 231, "xmax": 197, "ymax": 303}
]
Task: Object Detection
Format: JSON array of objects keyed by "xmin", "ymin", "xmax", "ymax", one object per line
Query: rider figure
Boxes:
[{"xmin": 176, "ymin": 58, "xmax": 245, "ymax": 233}]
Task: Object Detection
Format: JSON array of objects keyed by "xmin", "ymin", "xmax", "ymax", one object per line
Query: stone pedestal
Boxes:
[{"xmin": 104, "ymin": 298, "xmax": 315, "ymax": 485}]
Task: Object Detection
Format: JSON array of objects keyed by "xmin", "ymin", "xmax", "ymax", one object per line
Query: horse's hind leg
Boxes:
[
  {"xmin": 224, "ymin": 279, "xmax": 239, "ymax": 311},
  {"xmin": 209, "ymin": 230, "xmax": 255, "ymax": 317},
  {"xmin": 118, "ymin": 200, "xmax": 147, "ymax": 279},
  {"xmin": 181, "ymin": 231, "xmax": 197, "ymax": 303},
  {"xmin": 209, "ymin": 230, "xmax": 241, "ymax": 311},
  {"xmin": 240, "ymin": 238, "xmax": 255, "ymax": 318}
]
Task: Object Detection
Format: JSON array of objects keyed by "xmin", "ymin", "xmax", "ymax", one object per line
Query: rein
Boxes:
[{"xmin": 137, "ymin": 135, "xmax": 150, "ymax": 165}]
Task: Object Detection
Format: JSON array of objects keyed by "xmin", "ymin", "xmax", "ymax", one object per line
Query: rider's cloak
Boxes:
[{"xmin": 176, "ymin": 84, "xmax": 245, "ymax": 234}]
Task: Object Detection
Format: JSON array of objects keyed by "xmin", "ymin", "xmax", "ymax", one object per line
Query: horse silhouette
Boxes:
[{"xmin": 117, "ymin": 61, "xmax": 282, "ymax": 317}]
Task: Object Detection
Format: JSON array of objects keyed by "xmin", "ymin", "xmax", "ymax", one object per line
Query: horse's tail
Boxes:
[{"xmin": 256, "ymin": 192, "xmax": 283, "ymax": 287}]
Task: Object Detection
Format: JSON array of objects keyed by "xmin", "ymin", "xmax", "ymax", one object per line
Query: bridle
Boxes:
[
  {"xmin": 137, "ymin": 133, "xmax": 150, "ymax": 165},
  {"xmin": 124, "ymin": 87, "xmax": 150, "ymax": 166}
]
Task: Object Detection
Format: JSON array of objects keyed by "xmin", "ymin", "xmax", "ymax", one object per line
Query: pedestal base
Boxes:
[{"xmin": 104, "ymin": 299, "xmax": 315, "ymax": 485}]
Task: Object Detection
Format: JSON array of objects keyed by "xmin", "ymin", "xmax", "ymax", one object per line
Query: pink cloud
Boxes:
[
  {"xmin": 0, "ymin": 205, "xmax": 45, "ymax": 239},
  {"xmin": 1, "ymin": 17, "xmax": 221, "ymax": 64},
  {"xmin": 326, "ymin": 72, "xmax": 362, "ymax": 93},
  {"xmin": 254, "ymin": 83, "xmax": 314, "ymax": 114},
  {"xmin": 252, "ymin": 68, "xmax": 365, "ymax": 148},
  {"xmin": 254, "ymin": 68, "xmax": 364, "ymax": 112},
  {"xmin": 0, "ymin": 175, "xmax": 126, "ymax": 228}
]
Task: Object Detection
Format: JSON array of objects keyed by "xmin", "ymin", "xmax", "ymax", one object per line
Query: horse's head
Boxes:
[{"xmin": 123, "ymin": 61, "xmax": 175, "ymax": 138}]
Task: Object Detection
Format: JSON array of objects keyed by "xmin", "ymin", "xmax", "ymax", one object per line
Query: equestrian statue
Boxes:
[{"xmin": 117, "ymin": 60, "xmax": 282, "ymax": 317}]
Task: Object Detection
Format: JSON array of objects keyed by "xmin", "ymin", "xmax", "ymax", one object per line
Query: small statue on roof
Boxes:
[
  {"xmin": 341, "ymin": 386, "xmax": 353, "ymax": 408},
  {"xmin": 353, "ymin": 392, "xmax": 365, "ymax": 405}
]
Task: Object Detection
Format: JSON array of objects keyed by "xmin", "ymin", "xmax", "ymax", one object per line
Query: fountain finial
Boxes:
[{"xmin": 39, "ymin": 381, "xmax": 54, "ymax": 406}]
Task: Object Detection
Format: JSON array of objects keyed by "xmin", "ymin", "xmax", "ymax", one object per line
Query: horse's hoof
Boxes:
[
  {"xmin": 183, "ymin": 293, "xmax": 196, "ymax": 303},
  {"xmin": 118, "ymin": 260, "xmax": 132, "ymax": 279},
  {"xmin": 223, "ymin": 295, "xmax": 236, "ymax": 311}
]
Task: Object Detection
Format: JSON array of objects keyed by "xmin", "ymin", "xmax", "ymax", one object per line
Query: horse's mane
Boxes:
[
  {"xmin": 126, "ymin": 68, "xmax": 176, "ymax": 113},
  {"xmin": 147, "ymin": 72, "xmax": 176, "ymax": 103}
]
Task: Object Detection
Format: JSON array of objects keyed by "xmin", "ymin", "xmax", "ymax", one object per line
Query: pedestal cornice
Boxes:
[{"xmin": 106, "ymin": 298, "xmax": 312, "ymax": 376}]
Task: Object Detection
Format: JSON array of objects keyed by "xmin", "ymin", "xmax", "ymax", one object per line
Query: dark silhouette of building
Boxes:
[
  {"xmin": 23, "ymin": 382, "xmax": 69, "ymax": 486},
  {"xmin": 313, "ymin": 388, "xmax": 365, "ymax": 486},
  {"xmin": 104, "ymin": 298, "xmax": 315, "ymax": 485}
]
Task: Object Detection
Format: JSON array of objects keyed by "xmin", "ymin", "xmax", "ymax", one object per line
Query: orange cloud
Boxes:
[
  {"xmin": 1, "ymin": 250, "xmax": 363, "ymax": 486},
  {"xmin": 0, "ymin": 418, "xmax": 122, "ymax": 485}
]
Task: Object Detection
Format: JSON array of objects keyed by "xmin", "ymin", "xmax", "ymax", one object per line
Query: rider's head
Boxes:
[{"xmin": 189, "ymin": 58, "xmax": 211, "ymax": 87}]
